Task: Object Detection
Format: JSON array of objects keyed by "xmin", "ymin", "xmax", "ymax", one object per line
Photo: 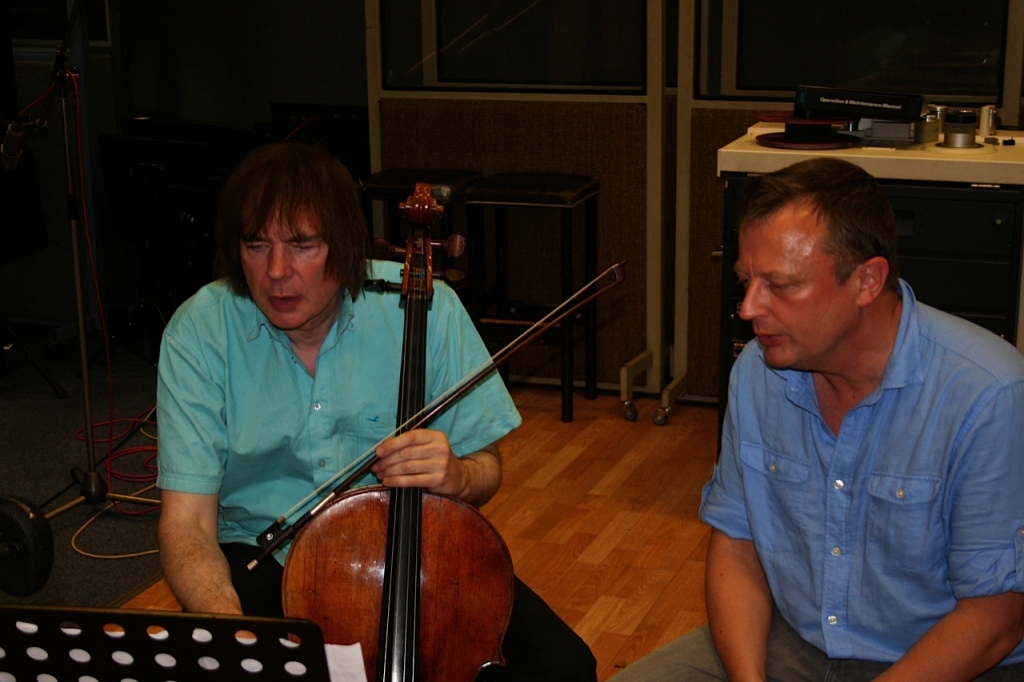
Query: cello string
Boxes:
[
  {"xmin": 272, "ymin": 261, "xmax": 624, "ymax": 526},
  {"xmin": 399, "ymin": 235, "xmax": 430, "ymax": 437}
]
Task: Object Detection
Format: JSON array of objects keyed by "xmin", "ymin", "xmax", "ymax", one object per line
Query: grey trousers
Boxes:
[{"xmin": 608, "ymin": 612, "xmax": 1024, "ymax": 681}]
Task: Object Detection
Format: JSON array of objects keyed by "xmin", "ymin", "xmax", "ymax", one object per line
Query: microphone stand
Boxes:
[{"xmin": 39, "ymin": 5, "xmax": 158, "ymax": 518}]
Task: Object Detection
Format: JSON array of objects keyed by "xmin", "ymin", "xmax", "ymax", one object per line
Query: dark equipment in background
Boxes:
[
  {"xmin": 0, "ymin": 0, "xmax": 60, "ymax": 596},
  {"xmin": 2, "ymin": 0, "xmax": 62, "ymax": 396},
  {"xmin": 98, "ymin": 118, "xmax": 246, "ymax": 362},
  {"xmin": 0, "ymin": 150, "xmax": 66, "ymax": 398},
  {"xmin": 265, "ymin": 103, "xmax": 371, "ymax": 181}
]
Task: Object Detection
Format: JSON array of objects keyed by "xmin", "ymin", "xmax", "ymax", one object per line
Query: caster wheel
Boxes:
[
  {"xmin": 623, "ymin": 400, "xmax": 638, "ymax": 421},
  {"xmin": 653, "ymin": 408, "xmax": 669, "ymax": 426},
  {"xmin": 0, "ymin": 496, "xmax": 54, "ymax": 597}
]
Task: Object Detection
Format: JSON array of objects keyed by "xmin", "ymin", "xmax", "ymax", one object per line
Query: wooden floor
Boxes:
[{"xmin": 120, "ymin": 385, "xmax": 720, "ymax": 680}]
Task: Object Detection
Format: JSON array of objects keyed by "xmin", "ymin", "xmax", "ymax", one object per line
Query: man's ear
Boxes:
[{"xmin": 855, "ymin": 256, "xmax": 890, "ymax": 306}]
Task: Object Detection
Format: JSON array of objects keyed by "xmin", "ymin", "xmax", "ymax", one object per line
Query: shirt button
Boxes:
[
  {"xmin": 769, "ymin": 463, "xmax": 777, "ymax": 473},
  {"xmin": 1019, "ymin": 528, "xmax": 1024, "ymax": 538},
  {"xmin": 833, "ymin": 479, "xmax": 844, "ymax": 490},
  {"xmin": 831, "ymin": 546, "xmax": 841, "ymax": 556},
  {"xmin": 318, "ymin": 459, "xmax": 327, "ymax": 468},
  {"xmin": 896, "ymin": 488, "xmax": 906, "ymax": 499},
  {"xmin": 828, "ymin": 615, "xmax": 838, "ymax": 625},
  {"xmin": 313, "ymin": 402, "xmax": 322, "ymax": 411}
]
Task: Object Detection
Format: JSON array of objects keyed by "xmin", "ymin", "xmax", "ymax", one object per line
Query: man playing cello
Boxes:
[{"xmin": 156, "ymin": 141, "xmax": 596, "ymax": 681}]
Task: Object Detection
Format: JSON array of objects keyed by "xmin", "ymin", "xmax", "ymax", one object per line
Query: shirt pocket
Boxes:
[
  {"xmin": 358, "ymin": 409, "xmax": 397, "ymax": 438},
  {"xmin": 341, "ymin": 409, "xmax": 396, "ymax": 487},
  {"xmin": 738, "ymin": 443, "xmax": 811, "ymax": 552},
  {"xmin": 866, "ymin": 473, "xmax": 943, "ymax": 570}
]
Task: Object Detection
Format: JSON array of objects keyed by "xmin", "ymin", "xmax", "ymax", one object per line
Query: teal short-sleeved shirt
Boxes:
[{"xmin": 156, "ymin": 260, "xmax": 522, "ymax": 562}]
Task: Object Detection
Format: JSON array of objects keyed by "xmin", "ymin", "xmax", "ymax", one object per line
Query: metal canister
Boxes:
[
  {"xmin": 915, "ymin": 113, "xmax": 939, "ymax": 143},
  {"xmin": 941, "ymin": 108, "xmax": 978, "ymax": 148},
  {"xmin": 979, "ymin": 105, "xmax": 999, "ymax": 136}
]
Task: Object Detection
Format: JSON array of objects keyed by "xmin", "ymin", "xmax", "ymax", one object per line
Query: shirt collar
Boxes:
[{"xmin": 880, "ymin": 278, "xmax": 924, "ymax": 391}]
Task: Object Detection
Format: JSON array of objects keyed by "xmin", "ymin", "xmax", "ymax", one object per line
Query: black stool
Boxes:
[
  {"xmin": 358, "ymin": 168, "xmax": 481, "ymax": 245},
  {"xmin": 465, "ymin": 172, "xmax": 599, "ymax": 422}
]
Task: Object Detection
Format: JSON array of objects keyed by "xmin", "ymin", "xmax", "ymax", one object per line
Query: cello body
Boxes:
[{"xmin": 282, "ymin": 486, "xmax": 514, "ymax": 681}]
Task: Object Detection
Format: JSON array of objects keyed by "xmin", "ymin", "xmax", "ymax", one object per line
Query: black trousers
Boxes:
[{"xmin": 222, "ymin": 543, "xmax": 597, "ymax": 682}]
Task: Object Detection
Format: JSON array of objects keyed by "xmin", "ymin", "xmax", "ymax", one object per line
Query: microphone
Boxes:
[{"xmin": 2, "ymin": 122, "xmax": 25, "ymax": 171}]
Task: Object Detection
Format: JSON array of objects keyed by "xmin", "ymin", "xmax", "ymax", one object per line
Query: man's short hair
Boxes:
[
  {"xmin": 215, "ymin": 142, "xmax": 369, "ymax": 300},
  {"xmin": 739, "ymin": 157, "xmax": 900, "ymax": 290}
]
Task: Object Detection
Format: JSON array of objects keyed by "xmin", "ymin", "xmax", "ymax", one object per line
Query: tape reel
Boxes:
[{"xmin": 755, "ymin": 113, "xmax": 858, "ymax": 150}]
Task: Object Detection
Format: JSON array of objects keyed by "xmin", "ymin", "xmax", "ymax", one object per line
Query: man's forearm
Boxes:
[
  {"xmin": 456, "ymin": 444, "xmax": 502, "ymax": 507},
  {"xmin": 705, "ymin": 529, "xmax": 774, "ymax": 682},
  {"xmin": 875, "ymin": 592, "xmax": 1024, "ymax": 682},
  {"xmin": 160, "ymin": 523, "xmax": 242, "ymax": 614},
  {"xmin": 158, "ymin": 490, "xmax": 243, "ymax": 615}
]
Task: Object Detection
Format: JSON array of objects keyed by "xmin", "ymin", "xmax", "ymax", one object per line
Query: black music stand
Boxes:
[{"xmin": 0, "ymin": 604, "xmax": 331, "ymax": 680}]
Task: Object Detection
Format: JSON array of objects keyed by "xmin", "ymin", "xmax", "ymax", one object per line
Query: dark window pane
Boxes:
[
  {"xmin": 382, "ymin": 0, "xmax": 646, "ymax": 91},
  {"xmin": 10, "ymin": 0, "xmax": 109, "ymax": 43},
  {"xmin": 700, "ymin": 0, "xmax": 1008, "ymax": 104}
]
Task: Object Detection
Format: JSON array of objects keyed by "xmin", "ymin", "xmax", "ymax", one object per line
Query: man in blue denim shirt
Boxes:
[{"xmin": 614, "ymin": 158, "xmax": 1024, "ymax": 681}]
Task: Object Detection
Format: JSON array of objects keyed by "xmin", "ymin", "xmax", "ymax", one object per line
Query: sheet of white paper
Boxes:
[{"xmin": 325, "ymin": 642, "xmax": 368, "ymax": 682}]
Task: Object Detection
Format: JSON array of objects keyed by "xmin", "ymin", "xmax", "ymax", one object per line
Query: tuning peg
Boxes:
[
  {"xmin": 433, "ymin": 234, "xmax": 466, "ymax": 258},
  {"xmin": 372, "ymin": 238, "xmax": 403, "ymax": 260},
  {"xmin": 436, "ymin": 268, "xmax": 467, "ymax": 291}
]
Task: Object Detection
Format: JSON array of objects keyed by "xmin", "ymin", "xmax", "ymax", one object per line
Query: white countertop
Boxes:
[{"xmin": 718, "ymin": 122, "xmax": 1024, "ymax": 185}]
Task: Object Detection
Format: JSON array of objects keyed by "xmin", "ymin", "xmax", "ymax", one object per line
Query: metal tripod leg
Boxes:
[{"xmin": 0, "ymin": 317, "xmax": 67, "ymax": 399}]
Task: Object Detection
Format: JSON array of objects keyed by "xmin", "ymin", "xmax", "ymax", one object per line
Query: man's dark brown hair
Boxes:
[
  {"xmin": 739, "ymin": 157, "xmax": 900, "ymax": 291},
  {"xmin": 215, "ymin": 142, "xmax": 369, "ymax": 300}
]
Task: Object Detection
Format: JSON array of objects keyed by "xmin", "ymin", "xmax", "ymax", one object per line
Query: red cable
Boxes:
[{"xmin": 17, "ymin": 81, "xmax": 56, "ymax": 120}]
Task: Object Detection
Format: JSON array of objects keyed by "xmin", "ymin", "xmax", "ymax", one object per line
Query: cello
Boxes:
[{"xmin": 281, "ymin": 183, "xmax": 515, "ymax": 681}]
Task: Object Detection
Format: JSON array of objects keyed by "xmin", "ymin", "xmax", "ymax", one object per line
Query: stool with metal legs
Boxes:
[{"xmin": 465, "ymin": 171, "xmax": 599, "ymax": 422}]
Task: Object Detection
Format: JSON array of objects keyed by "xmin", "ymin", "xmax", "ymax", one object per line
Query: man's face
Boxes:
[
  {"xmin": 240, "ymin": 214, "xmax": 342, "ymax": 343},
  {"xmin": 735, "ymin": 200, "xmax": 864, "ymax": 371}
]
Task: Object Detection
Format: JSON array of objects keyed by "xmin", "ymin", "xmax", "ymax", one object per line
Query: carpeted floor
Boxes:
[{"xmin": 0, "ymin": 320, "xmax": 164, "ymax": 608}]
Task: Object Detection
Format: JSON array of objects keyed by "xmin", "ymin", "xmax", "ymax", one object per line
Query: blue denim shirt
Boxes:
[
  {"xmin": 702, "ymin": 280, "xmax": 1024, "ymax": 664},
  {"xmin": 156, "ymin": 260, "xmax": 522, "ymax": 564}
]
